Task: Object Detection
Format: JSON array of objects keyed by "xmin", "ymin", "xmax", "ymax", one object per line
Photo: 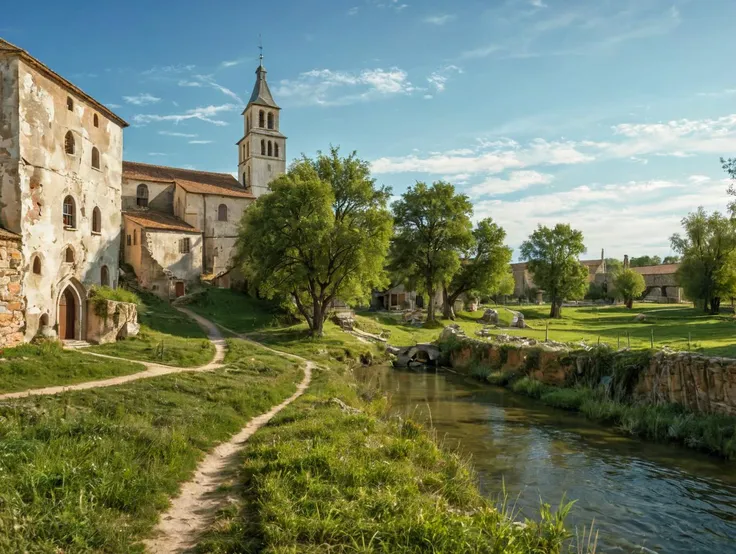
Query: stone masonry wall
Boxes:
[
  {"xmin": 446, "ymin": 337, "xmax": 736, "ymax": 417},
  {"xmin": 0, "ymin": 235, "xmax": 25, "ymax": 346}
]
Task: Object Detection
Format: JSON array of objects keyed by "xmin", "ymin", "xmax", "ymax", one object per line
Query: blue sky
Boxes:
[{"xmin": 3, "ymin": 0, "xmax": 736, "ymax": 261}]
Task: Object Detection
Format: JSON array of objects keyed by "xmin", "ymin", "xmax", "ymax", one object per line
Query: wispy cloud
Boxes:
[
  {"xmin": 530, "ymin": 0, "xmax": 547, "ymax": 7},
  {"xmin": 423, "ymin": 14, "xmax": 455, "ymax": 25},
  {"xmin": 347, "ymin": 6, "xmax": 359, "ymax": 15},
  {"xmin": 133, "ymin": 104, "xmax": 238, "ymax": 126},
  {"xmin": 142, "ymin": 64, "xmax": 195, "ymax": 76},
  {"xmin": 697, "ymin": 88, "xmax": 736, "ymax": 98},
  {"xmin": 220, "ymin": 60, "xmax": 242, "ymax": 68},
  {"xmin": 148, "ymin": 152, "xmax": 167, "ymax": 157},
  {"xmin": 188, "ymin": 140, "xmax": 213, "ymax": 144},
  {"xmin": 106, "ymin": 103, "xmax": 122, "ymax": 109},
  {"xmin": 427, "ymin": 65, "xmax": 462, "ymax": 93},
  {"xmin": 469, "ymin": 170, "xmax": 554, "ymax": 196},
  {"xmin": 159, "ymin": 131, "xmax": 198, "ymax": 138},
  {"xmin": 123, "ymin": 93, "xmax": 161, "ymax": 106},
  {"xmin": 275, "ymin": 67, "xmax": 415, "ymax": 106},
  {"xmin": 178, "ymin": 75, "xmax": 243, "ymax": 103}
]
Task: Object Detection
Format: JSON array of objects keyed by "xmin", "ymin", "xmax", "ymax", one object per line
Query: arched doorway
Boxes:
[{"xmin": 58, "ymin": 286, "xmax": 77, "ymax": 340}]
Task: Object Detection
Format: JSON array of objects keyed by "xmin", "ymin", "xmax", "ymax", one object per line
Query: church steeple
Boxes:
[{"xmin": 237, "ymin": 50, "xmax": 286, "ymax": 199}]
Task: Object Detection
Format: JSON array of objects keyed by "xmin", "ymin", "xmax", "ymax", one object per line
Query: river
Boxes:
[{"xmin": 354, "ymin": 365, "xmax": 736, "ymax": 554}]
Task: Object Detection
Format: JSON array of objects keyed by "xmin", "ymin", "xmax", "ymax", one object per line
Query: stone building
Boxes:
[
  {"xmin": 120, "ymin": 58, "xmax": 286, "ymax": 297},
  {"xmin": 0, "ymin": 39, "xmax": 127, "ymax": 344},
  {"xmin": 511, "ymin": 251, "xmax": 607, "ymax": 300}
]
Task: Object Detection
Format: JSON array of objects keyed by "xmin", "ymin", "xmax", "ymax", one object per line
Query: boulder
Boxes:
[
  {"xmin": 117, "ymin": 321, "xmax": 140, "ymax": 340},
  {"xmin": 480, "ymin": 309, "xmax": 499, "ymax": 324}
]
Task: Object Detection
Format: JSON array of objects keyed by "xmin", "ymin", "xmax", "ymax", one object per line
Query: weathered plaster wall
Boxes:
[
  {"xmin": 0, "ymin": 235, "xmax": 25, "ymax": 346},
  {"xmin": 202, "ymin": 194, "xmax": 252, "ymax": 275},
  {"xmin": 143, "ymin": 228, "xmax": 202, "ymax": 283},
  {"xmin": 121, "ymin": 176, "xmax": 174, "ymax": 213},
  {"xmin": 86, "ymin": 299, "xmax": 138, "ymax": 344},
  {"xmin": 16, "ymin": 59, "xmax": 123, "ymax": 340},
  {"xmin": 122, "ymin": 218, "xmax": 143, "ymax": 276},
  {"xmin": 0, "ymin": 56, "xmax": 21, "ymax": 234}
]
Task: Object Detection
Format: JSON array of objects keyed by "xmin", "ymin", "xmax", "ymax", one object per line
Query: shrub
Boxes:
[
  {"xmin": 511, "ymin": 377, "xmax": 546, "ymax": 399},
  {"xmin": 89, "ymin": 285, "xmax": 140, "ymax": 305}
]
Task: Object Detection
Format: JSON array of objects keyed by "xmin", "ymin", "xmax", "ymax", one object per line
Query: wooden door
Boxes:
[
  {"xmin": 59, "ymin": 288, "xmax": 76, "ymax": 340},
  {"xmin": 58, "ymin": 292, "xmax": 67, "ymax": 340},
  {"xmin": 175, "ymin": 282, "xmax": 185, "ymax": 297}
]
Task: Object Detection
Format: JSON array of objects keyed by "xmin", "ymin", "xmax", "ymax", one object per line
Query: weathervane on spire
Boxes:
[{"xmin": 258, "ymin": 34, "xmax": 263, "ymax": 66}]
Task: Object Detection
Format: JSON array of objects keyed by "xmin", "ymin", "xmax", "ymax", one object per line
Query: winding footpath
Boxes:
[{"xmin": 0, "ymin": 305, "xmax": 314, "ymax": 553}]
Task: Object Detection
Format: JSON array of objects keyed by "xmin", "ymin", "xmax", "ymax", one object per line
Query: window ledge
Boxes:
[
  {"xmin": 92, "ymin": 166, "xmax": 101, "ymax": 172},
  {"xmin": 64, "ymin": 226, "xmax": 77, "ymax": 231},
  {"xmin": 91, "ymin": 231, "xmax": 101, "ymax": 236}
]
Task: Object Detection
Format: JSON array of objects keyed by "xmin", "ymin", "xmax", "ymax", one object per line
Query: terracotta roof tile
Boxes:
[
  {"xmin": 632, "ymin": 263, "xmax": 680, "ymax": 276},
  {"xmin": 123, "ymin": 161, "xmax": 255, "ymax": 199},
  {"xmin": 0, "ymin": 227, "xmax": 21, "ymax": 240},
  {"xmin": 123, "ymin": 211, "xmax": 200, "ymax": 233}
]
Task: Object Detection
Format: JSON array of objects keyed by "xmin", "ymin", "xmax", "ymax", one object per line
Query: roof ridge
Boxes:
[{"xmin": 123, "ymin": 160, "xmax": 232, "ymax": 178}]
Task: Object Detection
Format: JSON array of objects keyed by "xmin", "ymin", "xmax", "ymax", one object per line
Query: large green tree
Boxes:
[
  {"xmin": 662, "ymin": 255, "xmax": 681, "ymax": 264},
  {"xmin": 237, "ymin": 147, "xmax": 393, "ymax": 336},
  {"xmin": 613, "ymin": 268, "xmax": 646, "ymax": 309},
  {"xmin": 390, "ymin": 181, "xmax": 473, "ymax": 322},
  {"xmin": 671, "ymin": 207, "xmax": 736, "ymax": 314},
  {"xmin": 441, "ymin": 218, "xmax": 512, "ymax": 319},
  {"xmin": 629, "ymin": 255, "xmax": 662, "ymax": 267},
  {"xmin": 519, "ymin": 224, "xmax": 588, "ymax": 318}
]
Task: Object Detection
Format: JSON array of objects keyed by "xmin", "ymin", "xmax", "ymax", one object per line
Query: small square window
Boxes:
[{"xmin": 179, "ymin": 237, "xmax": 191, "ymax": 253}]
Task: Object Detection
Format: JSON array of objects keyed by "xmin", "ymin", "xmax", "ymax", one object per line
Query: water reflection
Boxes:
[{"xmin": 355, "ymin": 366, "xmax": 736, "ymax": 554}]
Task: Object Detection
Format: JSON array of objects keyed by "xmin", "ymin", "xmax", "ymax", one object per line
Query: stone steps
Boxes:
[{"xmin": 63, "ymin": 340, "xmax": 92, "ymax": 349}]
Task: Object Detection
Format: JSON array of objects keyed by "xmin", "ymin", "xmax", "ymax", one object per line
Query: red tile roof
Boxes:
[
  {"xmin": 632, "ymin": 263, "xmax": 680, "ymax": 276},
  {"xmin": 123, "ymin": 161, "xmax": 255, "ymax": 199},
  {"xmin": 123, "ymin": 211, "xmax": 200, "ymax": 233},
  {"xmin": 0, "ymin": 39, "xmax": 128, "ymax": 128}
]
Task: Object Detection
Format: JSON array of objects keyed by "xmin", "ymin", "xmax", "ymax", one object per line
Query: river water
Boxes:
[{"xmin": 354, "ymin": 365, "xmax": 736, "ymax": 554}]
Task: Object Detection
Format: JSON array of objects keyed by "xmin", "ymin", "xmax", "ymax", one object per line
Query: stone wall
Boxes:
[
  {"xmin": 0, "ymin": 235, "xmax": 25, "ymax": 346},
  {"xmin": 86, "ymin": 298, "xmax": 138, "ymax": 345},
  {"xmin": 444, "ymin": 335, "xmax": 736, "ymax": 416}
]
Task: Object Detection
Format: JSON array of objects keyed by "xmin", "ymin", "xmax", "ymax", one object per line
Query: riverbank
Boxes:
[{"xmin": 439, "ymin": 333, "xmax": 736, "ymax": 459}]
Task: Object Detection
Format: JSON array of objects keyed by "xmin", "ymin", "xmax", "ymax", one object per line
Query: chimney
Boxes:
[
  {"xmin": 624, "ymin": 254, "xmax": 629, "ymax": 269},
  {"xmin": 601, "ymin": 248, "xmax": 604, "ymax": 261}
]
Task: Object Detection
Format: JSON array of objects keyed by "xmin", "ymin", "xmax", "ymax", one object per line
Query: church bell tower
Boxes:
[{"xmin": 238, "ymin": 51, "xmax": 286, "ymax": 198}]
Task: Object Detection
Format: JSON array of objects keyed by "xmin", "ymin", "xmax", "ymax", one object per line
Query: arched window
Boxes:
[
  {"xmin": 67, "ymin": 97, "xmax": 73, "ymax": 111},
  {"xmin": 267, "ymin": 112, "xmax": 274, "ymax": 129},
  {"xmin": 65, "ymin": 246, "xmax": 75, "ymax": 263},
  {"xmin": 136, "ymin": 184, "xmax": 149, "ymax": 207},
  {"xmin": 93, "ymin": 114, "xmax": 99, "ymax": 128},
  {"xmin": 39, "ymin": 313, "xmax": 49, "ymax": 328},
  {"xmin": 91, "ymin": 147, "xmax": 100, "ymax": 169},
  {"xmin": 259, "ymin": 110, "xmax": 265, "ymax": 127},
  {"xmin": 261, "ymin": 140, "xmax": 265, "ymax": 155},
  {"xmin": 64, "ymin": 131, "xmax": 75, "ymax": 155},
  {"xmin": 62, "ymin": 196, "xmax": 76, "ymax": 228},
  {"xmin": 92, "ymin": 207, "xmax": 101, "ymax": 233},
  {"xmin": 133, "ymin": 229, "xmax": 137, "ymax": 245},
  {"xmin": 268, "ymin": 141, "xmax": 273, "ymax": 157},
  {"xmin": 100, "ymin": 265, "xmax": 109, "ymax": 287},
  {"xmin": 274, "ymin": 143, "xmax": 280, "ymax": 158},
  {"xmin": 218, "ymin": 204, "xmax": 228, "ymax": 222},
  {"xmin": 242, "ymin": 172, "xmax": 246, "ymax": 186},
  {"xmin": 32, "ymin": 255, "xmax": 41, "ymax": 275}
]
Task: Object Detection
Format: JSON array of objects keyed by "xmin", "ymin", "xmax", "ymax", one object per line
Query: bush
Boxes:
[{"xmin": 89, "ymin": 285, "xmax": 140, "ymax": 305}]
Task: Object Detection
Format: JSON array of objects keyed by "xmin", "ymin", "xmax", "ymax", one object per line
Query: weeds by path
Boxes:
[{"xmin": 0, "ymin": 340, "xmax": 301, "ymax": 553}]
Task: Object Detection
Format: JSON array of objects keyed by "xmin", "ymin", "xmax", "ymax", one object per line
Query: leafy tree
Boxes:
[
  {"xmin": 237, "ymin": 147, "xmax": 393, "ymax": 336},
  {"xmin": 390, "ymin": 182, "xmax": 473, "ymax": 322},
  {"xmin": 519, "ymin": 224, "xmax": 588, "ymax": 318},
  {"xmin": 441, "ymin": 218, "xmax": 512, "ymax": 319},
  {"xmin": 629, "ymin": 255, "xmax": 662, "ymax": 267},
  {"xmin": 613, "ymin": 268, "xmax": 646, "ymax": 309},
  {"xmin": 670, "ymin": 207, "xmax": 736, "ymax": 314},
  {"xmin": 662, "ymin": 255, "xmax": 681, "ymax": 264},
  {"xmin": 605, "ymin": 257, "xmax": 623, "ymax": 275},
  {"xmin": 721, "ymin": 157, "xmax": 736, "ymax": 215}
]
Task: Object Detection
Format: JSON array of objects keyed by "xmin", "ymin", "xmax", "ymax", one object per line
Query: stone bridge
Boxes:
[{"xmin": 632, "ymin": 263, "xmax": 681, "ymax": 302}]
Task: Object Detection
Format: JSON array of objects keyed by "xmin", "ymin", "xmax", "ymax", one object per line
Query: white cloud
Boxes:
[
  {"xmin": 427, "ymin": 65, "xmax": 462, "ymax": 93},
  {"xmin": 178, "ymin": 80, "xmax": 203, "ymax": 88},
  {"xmin": 133, "ymin": 104, "xmax": 237, "ymax": 126},
  {"xmin": 347, "ymin": 6, "xmax": 359, "ymax": 15},
  {"xmin": 220, "ymin": 60, "xmax": 241, "ymax": 68},
  {"xmin": 123, "ymin": 93, "xmax": 161, "ymax": 106},
  {"xmin": 178, "ymin": 75, "xmax": 243, "ymax": 103},
  {"xmin": 470, "ymin": 170, "xmax": 554, "ymax": 196},
  {"xmin": 106, "ymin": 103, "xmax": 122, "ymax": 109},
  {"xmin": 423, "ymin": 14, "xmax": 455, "ymax": 25},
  {"xmin": 189, "ymin": 140, "xmax": 213, "ymax": 144},
  {"xmin": 530, "ymin": 0, "xmax": 547, "ymax": 7},
  {"xmin": 148, "ymin": 152, "xmax": 167, "ymax": 156},
  {"xmin": 159, "ymin": 131, "xmax": 198, "ymax": 138},
  {"xmin": 697, "ymin": 88, "xmax": 736, "ymax": 98},
  {"xmin": 142, "ymin": 64, "xmax": 195, "ymax": 76},
  {"xmin": 275, "ymin": 67, "xmax": 415, "ymax": 106}
]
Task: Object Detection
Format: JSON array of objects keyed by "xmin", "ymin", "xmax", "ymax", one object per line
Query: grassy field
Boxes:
[
  {"xmin": 0, "ymin": 340, "xmax": 302, "ymax": 553},
  {"xmin": 195, "ymin": 364, "xmax": 582, "ymax": 554},
  {"xmin": 89, "ymin": 291, "xmax": 215, "ymax": 367},
  {"xmin": 0, "ymin": 341, "xmax": 144, "ymax": 393},
  {"xmin": 187, "ymin": 288, "xmax": 386, "ymax": 369}
]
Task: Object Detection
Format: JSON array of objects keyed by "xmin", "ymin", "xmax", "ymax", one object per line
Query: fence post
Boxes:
[
  {"xmin": 650, "ymin": 328, "xmax": 654, "ymax": 349},
  {"xmin": 545, "ymin": 321, "xmax": 549, "ymax": 342},
  {"xmin": 627, "ymin": 331, "xmax": 630, "ymax": 349},
  {"xmin": 688, "ymin": 332, "xmax": 691, "ymax": 352},
  {"xmin": 617, "ymin": 333, "xmax": 620, "ymax": 349}
]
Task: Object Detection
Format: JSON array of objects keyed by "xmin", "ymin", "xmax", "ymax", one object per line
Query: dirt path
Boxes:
[
  {"xmin": 143, "ymin": 357, "xmax": 313, "ymax": 554},
  {"xmin": 0, "ymin": 306, "xmax": 226, "ymax": 401}
]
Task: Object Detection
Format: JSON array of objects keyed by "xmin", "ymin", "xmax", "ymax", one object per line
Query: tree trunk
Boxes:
[
  {"xmin": 442, "ymin": 286, "xmax": 456, "ymax": 320},
  {"xmin": 625, "ymin": 298, "xmax": 633, "ymax": 309},
  {"xmin": 427, "ymin": 287, "xmax": 436, "ymax": 322},
  {"xmin": 711, "ymin": 296, "xmax": 721, "ymax": 315},
  {"xmin": 549, "ymin": 298, "xmax": 562, "ymax": 319},
  {"xmin": 310, "ymin": 297, "xmax": 325, "ymax": 337}
]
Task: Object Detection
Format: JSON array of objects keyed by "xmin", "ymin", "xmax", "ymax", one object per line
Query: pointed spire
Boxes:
[{"xmin": 246, "ymin": 38, "xmax": 279, "ymax": 109}]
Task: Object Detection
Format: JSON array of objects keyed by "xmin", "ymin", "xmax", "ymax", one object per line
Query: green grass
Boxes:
[
  {"xmin": 503, "ymin": 377, "xmax": 736, "ymax": 459},
  {"xmin": 187, "ymin": 288, "xmax": 386, "ymax": 369},
  {"xmin": 89, "ymin": 285, "xmax": 141, "ymax": 305},
  {"xmin": 89, "ymin": 291, "xmax": 214, "ymax": 367},
  {"xmin": 0, "ymin": 341, "xmax": 145, "ymax": 393},
  {"xmin": 353, "ymin": 309, "xmax": 489, "ymax": 345},
  {"xmin": 195, "ymin": 367, "xmax": 584, "ymax": 554},
  {"xmin": 486, "ymin": 303, "xmax": 736, "ymax": 358},
  {"xmin": 0, "ymin": 340, "xmax": 302, "ymax": 553}
]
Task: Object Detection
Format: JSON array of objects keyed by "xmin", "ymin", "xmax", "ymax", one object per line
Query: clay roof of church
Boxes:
[
  {"xmin": 246, "ymin": 64, "xmax": 280, "ymax": 110},
  {"xmin": 123, "ymin": 211, "xmax": 200, "ymax": 233},
  {"xmin": 123, "ymin": 161, "xmax": 255, "ymax": 199},
  {"xmin": 632, "ymin": 263, "xmax": 680, "ymax": 276},
  {"xmin": 0, "ymin": 38, "xmax": 128, "ymax": 128}
]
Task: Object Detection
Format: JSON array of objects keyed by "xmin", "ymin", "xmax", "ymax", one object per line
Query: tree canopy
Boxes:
[
  {"xmin": 629, "ymin": 255, "xmax": 662, "ymax": 267},
  {"xmin": 390, "ymin": 181, "xmax": 473, "ymax": 321},
  {"xmin": 237, "ymin": 147, "xmax": 393, "ymax": 336},
  {"xmin": 671, "ymin": 207, "xmax": 736, "ymax": 314},
  {"xmin": 442, "ymin": 218, "xmax": 512, "ymax": 319},
  {"xmin": 613, "ymin": 268, "xmax": 646, "ymax": 309},
  {"xmin": 519, "ymin": 224, "xmax": 588, "ymax": 318}
]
